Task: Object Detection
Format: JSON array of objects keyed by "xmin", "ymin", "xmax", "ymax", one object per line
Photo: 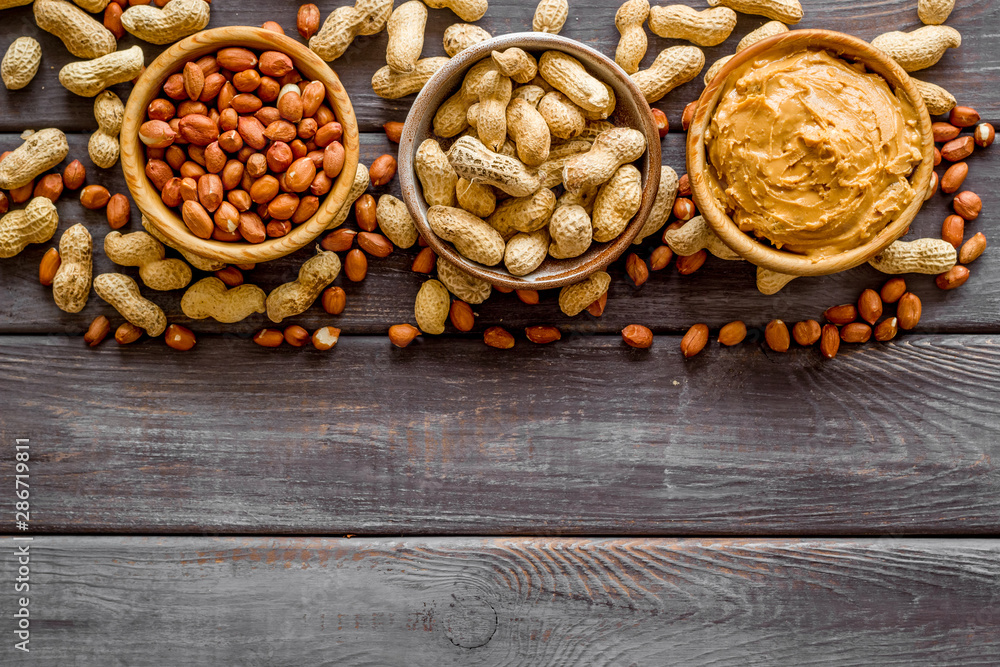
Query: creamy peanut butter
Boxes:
[{"xmin": 705, "ymin": 47, "xmax": 923, "ymax": 257}]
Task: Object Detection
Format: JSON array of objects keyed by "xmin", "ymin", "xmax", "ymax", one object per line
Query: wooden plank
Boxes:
[
  {"xmin": 2, "ymin": 334, "xmax": 999, "ymax": 534},
  {"xmin": 0, "ymin": 0, "xmax": 996, "ymax": 134},
  {"xmin": 1, "ymin": 536, "xmax": 998, "ymax": 665},
  {"xmin": 1, "ymin": 131, "xmax": 997, "ymax": 335}
]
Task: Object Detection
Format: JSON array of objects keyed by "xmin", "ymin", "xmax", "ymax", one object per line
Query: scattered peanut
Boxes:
[
  {"xmin": 424, "ymin": 0, "xmax": 488, "ymax": 22},
  {"xmin": 0, "ymin": 128, "xmax": 69, "ymax": 190},
  {"xmin": 50, "ymin": 223, "xmax": 92, "ymax": 313},
  {"xmin": 59, "ymin": 45, "xmax": 144, "ymax": 97},
  {"xmin": 181, "ymin": 277, "xmax": 267, "ymax": 323},
  {"xmin": 974, "ymin": 123, "xmax": 995, "ymax": 148},
  {"xmin": 662, "ymin": 216, "xmax": 741, "ymax": 260},
  {"xmin": 918, "ymin": 0, "xmax": 954, "ymax": 25},
  {"xmin": 648, "ymin": 5, "xmax": 737, "ymax": 47},
  {"xmin": 525, "ymin": 325, "xmax": 561, "ymax": 344},
  {"xmin": 116, "ymin": 322, "xmax": 144, "ymax": 345},
  {"xmin": 736, "ymin": 20, "xmax": 789, "ymax": 52},
  {"xmin": 385, "ymin": 0, "xmax": 427, "ymax": 75},
  {"xmin": 414, "ymin": 278, "xmax": 451, "ymax": 335},
  {"xmin": 297, "ymin": 3, "xmax": 320, "ymax": 40},
  {"xmin": 120, "ymin": 0, "xmax": 210, "ymax": 44},
  {"xmin": 630, "ymin": 46, "xmax": 704, "ymax": 103},
  {"xmin": 0, "ymin": 197, "xmax": 59, "ymax": 258},
  {"xmin": 93, "ymin": 273, "xmax": 168, "ymax": 336},
  {"xmin": 718, "ymin": 320, "xmax": 747, "ymax": 346},
  {"xmin": 165, "ymin": 324, "xmax": 197, "ymax": 351},
  {"xmin": 910, "ymin": 78, "xmax": 957, "ymax": 115},
  {"xmin": 792, "ymin": 320, "xmax": 821, "ymax": 346},
  {"xmin": 436, "ymin": 256, "xmax": 492, "ymax": 304},
  {"xmin": 253, "ymin": 328, "xmax": 285, "ymax": 347},
  {"xmin": 104, "ymin": 231, "xmax": 192, "ymax": 291},
  {"xmin": 764, "ymin": 319, "xmax": 790, "ymax": 352},
  {"xmin": 34, "ymin": 0, "xmax": 117, "ymax": 60},
  {"xmin": 881, "ymin": 277, "xmax": 907, "ymax": 304},
  {"xmin": 614, "ymin": 0, "xmax": 650, "ymax": 74},
  {"xmin": 533, "ymin": 0, "xmax": 568, "ymax": 33},
  {"xmin": 372, "ymin": 56, "xmax": 450, "ymax": 99},
  {"xmin": 84, "ymin": 315, "xmax": 111, "ymax": 347},
  {"xmin": 680, "ymin": 323, "xmax": 709, "ymax": 357},
  {"xmin": 443, "ymin": 23, "xmax": 492, "ymax": 57},
  {"xmin": 309, "ymin": 0, "xmax": 394, "ymax": 62},
  {"xmin": 897, "ymin": 292, "xmax": 922, "ymax": 330},
  {"xmin": 89, "ymin": 90, "xmax": 124, "ymax": 169},
  {"xmin": 707, "ymin": 0, "xmax": 802, "ymax": 24},
  {"xmin": 959, "ymin": 232, "xmax": 986, "ymax": 265},
  {"xmin": 755, "ymin": 267, "xmax": 797, "ymax": 295},
  {"xmin": 868, "ymin": 237, "xmax": 957, "ymax": 275},
  {"xmin": 953, "ymin": 191, "xmax": 981, "ymax": 221},
  {"xmin": 312, "ymin": 326, "xmax": 341, "ymax": 350},
  {"xmin": 1, "ymin": 37, "xmax": 41, "ymax": 90},
  {"xmin": 871, "ymin": 25, "xmax": 961, "ymax": 72},
  {"xmin": 559, "ymin": 271, "xmax": 611, "ymax": 316},
  {"xmin": 266, "ymin": 249, "xmax": 342, "ymax": 323},
  {"xmin": 388, "ymin": 323, "xmax": 421, "ymax": 347},
  {"xmin": 375, "ymin": 195, "xmax": 419, "ymax": 249}
]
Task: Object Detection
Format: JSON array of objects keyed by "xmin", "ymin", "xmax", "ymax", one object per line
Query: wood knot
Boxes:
[{"xmin": 442, "ymin": 595, "xmax": 497, "ymax": 649}]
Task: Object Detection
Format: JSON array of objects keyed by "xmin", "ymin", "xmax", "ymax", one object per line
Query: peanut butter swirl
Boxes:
[{"xmin": 705, "ymin": 47, "xmax": 923, "ymax": 257}]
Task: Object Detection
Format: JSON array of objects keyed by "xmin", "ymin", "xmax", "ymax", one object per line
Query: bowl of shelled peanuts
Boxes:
[
  {"xmin": 397, "ymin": 32, "xmax": 662, "ymax": 290},
  {"xmin": 120, "ymin": 26, "xmax": 361, "ymax": 265}
]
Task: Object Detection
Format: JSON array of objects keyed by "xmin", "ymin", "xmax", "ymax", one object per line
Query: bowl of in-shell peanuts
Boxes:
[
  {"xmin": 120, "ymin": 26, "xmax": 361, "ymax": 264},
  {"xmin": 397, "ymin": 32, "xmax": 663, "ymax": 291}
]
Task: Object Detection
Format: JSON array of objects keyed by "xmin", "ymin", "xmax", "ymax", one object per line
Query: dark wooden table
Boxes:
[{"xmin": 2, "ymin": 0, "xmax": 999, "ymax": 664}]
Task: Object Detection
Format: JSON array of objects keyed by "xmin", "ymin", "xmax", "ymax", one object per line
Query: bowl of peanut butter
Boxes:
[{"xmin": 688, "ymin": 29, "xmax": 935, "ymax": 277}]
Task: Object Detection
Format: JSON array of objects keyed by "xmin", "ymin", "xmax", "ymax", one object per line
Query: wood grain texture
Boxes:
[
  {"xmin": 1, "ymin": 537, "xmax": 998, "ymax": 665},
  {"xmin": 0, "ymin": 132, "xmax": 997, "ymax": 335},
  {"xmin": 2, "ymin": 334, "xmax": 998, "ymax": 534},
  {"xmin": 0, "ymin": 0, "xmax": 996, "ymax": 134}
]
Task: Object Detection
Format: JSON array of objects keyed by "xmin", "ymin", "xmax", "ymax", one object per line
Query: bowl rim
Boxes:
[
  {"xmin": 120, "ymin": 26, "xmax": 360, "ymax": 265},
  {"xmin": 397, "ymin": 31, "xmax": 662, "ymax": 291},
  {"xmin": 686, "ymin": 28, "xmax": 935, "ymax": 277}
]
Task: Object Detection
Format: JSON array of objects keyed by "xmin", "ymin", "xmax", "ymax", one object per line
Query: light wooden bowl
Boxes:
[
  {"xmin": 397, "ymin": 32, "xmax": 662, "ymax": 291},
  {"xmin": 121, "ymin": 27, "xmax": 360, "ymax": 265},
  {"xmin": 687, "ymin": 29, "xmax": 935, "ymax": 277}
]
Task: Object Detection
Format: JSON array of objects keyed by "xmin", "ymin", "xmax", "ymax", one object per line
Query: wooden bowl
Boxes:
[
  {"xmin": 687, "ymin": 29, "xmax": 935, "ymax": 277},
  {"xmin": 397, "ymin": 32, "xmax": 662, "ymax": 291},
  {"xmin": 120, "ymin": 27, "xmax": 360, "ymax": 265}
]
